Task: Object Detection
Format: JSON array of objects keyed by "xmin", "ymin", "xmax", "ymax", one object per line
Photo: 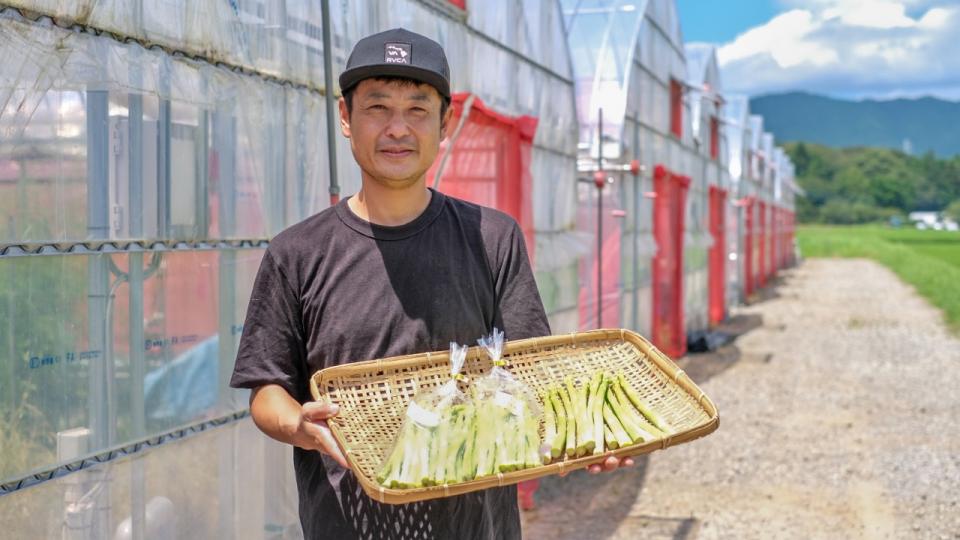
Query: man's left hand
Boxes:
[
  {"xmin": 558, "ymin": 455, "xmax": 635, "ymax": 477},
  {"xmin": 587, "ymin": 455, "xmax": 635, "ymax": 474}
]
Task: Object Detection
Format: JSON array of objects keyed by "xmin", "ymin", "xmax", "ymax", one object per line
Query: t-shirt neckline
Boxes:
[{"xmin": 335, "ymin": 188, "xmax": 446, "ymax": 240}]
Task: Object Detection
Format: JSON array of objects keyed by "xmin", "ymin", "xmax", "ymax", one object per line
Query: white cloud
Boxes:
[{"xmin": 716, "ymin": 1, "xmax": 960, "ymax": 99}]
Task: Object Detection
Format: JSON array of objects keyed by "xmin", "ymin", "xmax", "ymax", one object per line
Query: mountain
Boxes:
[{"xmin": 749, "ymin": 92, "xmax": 960, "ymax": 157}]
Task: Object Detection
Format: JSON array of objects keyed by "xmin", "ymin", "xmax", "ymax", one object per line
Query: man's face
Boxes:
[{"xmin": 339, "ymin": 78, "xmax": 451, "ymax": 190}]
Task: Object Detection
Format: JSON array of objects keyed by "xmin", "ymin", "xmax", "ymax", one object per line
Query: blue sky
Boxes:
[
  {"xmin": 675, "ymin": 1, "xmax": 960, "ymax": 101},
  {"xmin": 677, "ymin": 0, "xmax": 781, "ymax": 43}
]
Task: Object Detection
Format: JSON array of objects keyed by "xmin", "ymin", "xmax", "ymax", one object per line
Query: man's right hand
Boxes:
[
  {"xmin": 293, "ymin": 401, "xmax": 349, "ymax": 468},
  {"xmin": 250, "ymin": 385, "xmax": 350, "ymax": 469}
]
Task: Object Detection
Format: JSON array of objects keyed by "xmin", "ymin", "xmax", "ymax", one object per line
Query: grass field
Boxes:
[{"xmin": 797, "ymin": 226, "xmax": 960, "ymax": 331}]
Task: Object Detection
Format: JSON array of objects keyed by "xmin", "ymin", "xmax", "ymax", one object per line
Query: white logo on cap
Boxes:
[{"xmin": 385, "ymin": 43, "xmax": 411, "ymax": 64}]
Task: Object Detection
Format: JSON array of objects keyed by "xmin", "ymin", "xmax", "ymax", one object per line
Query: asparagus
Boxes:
[
  {"xmin": 524, "ymin": 412, "xmax": 543, "ymax": 468},
  {"xmin": 566, "ymin": 376, "xmax": 594, "ymax": 456},
  {"xmin": 540, "ymin": 390, "xmax": 557, "ymax": 464},
  {"xmin": 578, "ymin": 376, "xmax": 594, "ymax": 455},
  {"xmin": 591, "ymin": 376, "xmax": 609, "ymax": 455},
  {"xmin": 474, "ymin": 401, "xmax": 497, "ymax": 478},
  {"xmin": 558, "ymin": 379, "xmax": 578, "ymax": 458},
  {"xmin": 607, "ymin": 385, "xmax": 658, "ymax": 444},
  {"xmin": 602, "ymin": 400, "xmax": 634, "ymax": 448},
  {"xmin": 604, "ymin": 425, "xmax": 620, "ymax": 450},
  {"xmin": 617, "ymin": 373, "xmax": 675, "ymax": 435},
  {"xmin": 547, "ymin": 387, "xmax": 567, "ymax": 459},
  {"xmin": 611, "ymin": 379, "xmax": 666, "ymax": 439}
]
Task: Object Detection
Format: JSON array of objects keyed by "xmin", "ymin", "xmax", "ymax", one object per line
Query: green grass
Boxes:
[{"xmin": 798, "ymin": 225, "xmax": 960, "ymax": 331}]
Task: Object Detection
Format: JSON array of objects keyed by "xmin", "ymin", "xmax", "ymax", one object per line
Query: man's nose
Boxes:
[{"xmin": 383, "ymin": 110, "xmax": 412, "ymax": 139}]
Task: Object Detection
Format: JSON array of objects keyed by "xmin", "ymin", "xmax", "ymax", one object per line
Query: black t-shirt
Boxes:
[{"xmin": 230, "ymin": 189, "xmax": 550, "ymax": 540}]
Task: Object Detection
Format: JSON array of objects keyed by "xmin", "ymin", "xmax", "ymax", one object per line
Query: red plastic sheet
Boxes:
[
  {"xmin": 427, "ymin": 93, "xmax": 538, "ymax": 259},
  {"xmin": 758, "ymin": 200, "xmax": 767, "ymax": 288},
  {"xmin": 652, "ymin": 165, "xmax": 690, "ymax": 358},
  {"xmin": 577, "ymin": 187, "xmax": 623, "ymax": 330},
  {"xmin": 708, "ymin": 186, "xmax": 727, "ymax": 325}
]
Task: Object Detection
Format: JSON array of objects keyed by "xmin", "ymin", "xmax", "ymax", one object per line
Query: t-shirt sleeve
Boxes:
[
  {"xmin": 493, "ymin": 221, "xmax": 551, "ymax": 340},
  {"xmin": 230, "ymin": 249, "xmax": 308, "ymax": 402}
]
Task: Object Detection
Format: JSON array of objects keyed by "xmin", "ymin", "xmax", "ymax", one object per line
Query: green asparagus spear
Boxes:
[
  {"xmin": 611, "ymin": 379, "xmax": 666, "ymax": 439},
  {"xmin": 558, "ymin": 380, "xmax": 578, "ymax": 458},
  {"xmin": 591, "ymin": 377, "xmax": 609, "ymax": 454},
  {"xmin": 617, "ymin": 373, "xmax": 675, "ymax": 434},
  {"xmin": 604, "ymin": 425, "xmax": 620, "ymax": 450},
  {"xmin": 548, "ymin": 387, "xmax": 567, "ymax": 459},
  {"xmin": 607, "ymin": 386, "xmax": 658, "ymax": 444},
  {"xmin": 541, "ymin": 390, "xmax": 557, "ymax": 464},
  {"xmin": 603, "ymin": 400, "xmax": 634, "ymax": 448}
]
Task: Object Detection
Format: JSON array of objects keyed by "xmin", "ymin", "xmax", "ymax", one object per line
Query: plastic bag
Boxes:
[
  {"xmin": 472, "ymin": 328, "xmax": 545, "ymax": 475},
  {"xmin": 377, "ymin": 343, "xmax": 476, "ymax": 488}
]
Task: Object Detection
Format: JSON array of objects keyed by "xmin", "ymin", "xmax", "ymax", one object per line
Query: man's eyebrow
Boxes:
[
  {"xmin": 366, "ymin": 91, "xmax": 391, "ymax": 100},
  {"xmin": 408, "ymin": 93, "xmax": 430, "ymax": 102}
]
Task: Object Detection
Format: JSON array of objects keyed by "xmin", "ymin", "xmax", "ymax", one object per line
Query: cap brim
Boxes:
[{"xmin": 339, "ymin": 64, "xmax": 450, "ymax": 99}]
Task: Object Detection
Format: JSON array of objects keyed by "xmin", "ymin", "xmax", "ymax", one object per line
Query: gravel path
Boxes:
[{"xmin": 521, "ymin": 258, "xmax": 960, "ymax": 539}]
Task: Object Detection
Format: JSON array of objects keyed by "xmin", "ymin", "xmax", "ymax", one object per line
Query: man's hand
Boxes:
[
  {"xmin": 290, "ymin": 401, "xmax": 349, "ymax": 468},
  {"xmin": 250, "ymin": 385, "xmax": 350, "ymax": 469},
  {"xmin": 558, "ymin": 455, "xmax": 635, "ymax": 477},
  {"xmin": 586, "ymin": 455, "xmax": 634, "ymax": 474}
]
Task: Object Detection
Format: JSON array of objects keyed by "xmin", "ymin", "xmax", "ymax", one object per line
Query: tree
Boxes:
[{"xmin": 945, "ymin": 199, "xmax": 960, "ymax": 222}]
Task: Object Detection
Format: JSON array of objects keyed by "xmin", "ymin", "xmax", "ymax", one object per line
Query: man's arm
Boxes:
[{"xmin": 250, "ymin": 384, "xmax": 349, "ymax": 468}]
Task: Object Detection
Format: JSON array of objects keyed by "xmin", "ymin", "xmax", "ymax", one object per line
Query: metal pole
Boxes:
[
  {"xmin": 596, "ymin": 107, "xmax": 603, "ymax": 328},
  {"xmin": 85, "ymin": 84, "xmax": 111, "ymax": 540},
  {"xmin": 157, "ymin": 100, "xmax": 171, "ymax": 238},
  {"xmin": 320, "ymin": 0, "xmax": 340, "ymax": 206},
  {"xmin": 128, "ymin": 78, "xmax": 147, "ymax": 540},
  {"xmin": 632, "ymin": 120, "xmax": 640, "ymax": 332}
]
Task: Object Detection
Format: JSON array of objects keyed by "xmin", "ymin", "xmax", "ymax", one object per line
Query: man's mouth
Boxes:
[{"xmin": 380, "ymin": 147, "xmax": 415, "ymax": 158}]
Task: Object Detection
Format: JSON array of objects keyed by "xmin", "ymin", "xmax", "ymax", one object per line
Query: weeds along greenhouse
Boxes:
[{"xmin": 0, "ymin": 0, "xmax": 798, "ymax": 538}]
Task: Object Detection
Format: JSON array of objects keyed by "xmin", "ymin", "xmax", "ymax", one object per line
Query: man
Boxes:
[{"xmin": 230, "ymin": 28, "xmax": 630, "ymax": 539}]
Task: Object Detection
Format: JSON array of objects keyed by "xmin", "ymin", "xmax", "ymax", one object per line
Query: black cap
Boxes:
[{"xmin": 339, "ymin": 28, "xmax": 451, "ymax": 99}]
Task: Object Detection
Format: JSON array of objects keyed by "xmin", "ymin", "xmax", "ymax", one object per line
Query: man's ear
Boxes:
[
  {"xmin": 439, "ymin": 103, "xmax": 454, "ymax": 141},
  {"xmin": 338, "ymin": 97, "xmax": 351, "ymax": 138}
]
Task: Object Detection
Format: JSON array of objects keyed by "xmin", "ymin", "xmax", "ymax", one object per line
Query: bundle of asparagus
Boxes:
[
  {"xmin": 376, "ymin": 332, "xmax": 545, "ymax": 490},
  {"xmin": 377, "ymin": 343, "xmax": 475, "ymax": 489},
  {"xmin": 541, "ymin": 371, "xmax": 675, "ymax": 460},
  {"xmin": 473, "ymin": 328, "xmax": 544, "ymax": 475}
]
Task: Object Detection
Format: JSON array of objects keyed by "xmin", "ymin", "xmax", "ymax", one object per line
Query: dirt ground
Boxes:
[{"xmin": 521, "ymin": 258, "xmax": 960, "ymax": 539}]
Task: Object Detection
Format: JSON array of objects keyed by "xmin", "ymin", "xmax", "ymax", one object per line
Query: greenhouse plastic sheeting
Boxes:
[
  {"xmin": 427, "ymin": 93, "xmax": 538, "ymax": 258},
  {"xmin": 565, "ymin": 0, "xmax": 698, "ymax": 341},
  {"xmin": 0, "ymin": 417, "xmax": 301, "ymax": 539},
  {"xmin": 0, "ymin": 248, "xmax": 263, "ymax": 484},
  {"xmin": 0, "ymin": 10, "xmax": 330, "ymax": 244},
  {"xmin": 3, "ymin": 0, "xmax": 328, "ymax": 89},
  {"xmin": 652, "ymin": 164, "xmax": 689, "ymax": 358}
]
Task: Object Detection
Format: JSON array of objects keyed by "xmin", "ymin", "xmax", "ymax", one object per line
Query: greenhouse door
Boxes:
[
  {"xmin": 758, "ymin": 200, "xmax": 767, "ymax": 288},
  {"xmin": 427, "ymin": 93, "xmax": 537, "ymax": 257},
  {"xmin": 743, "ymin": 197, "xmax": 755, "ymax": 298},
  {"xmin": 708, "ymin": 186, "xmax": 726, "ymax": 325},
  {"xmin": 652, "ymin": 165, "xmax": 690, "ymax": 358}
]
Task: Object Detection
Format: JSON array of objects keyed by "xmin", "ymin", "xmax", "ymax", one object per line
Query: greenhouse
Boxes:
[{"xmin": 0, "ymin": 1, "xmax": 799, "ymax": 537}]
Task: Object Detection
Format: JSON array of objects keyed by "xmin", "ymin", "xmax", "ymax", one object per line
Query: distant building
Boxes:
[{"xmin": 909, "ymin": 211, "xmax": 958, "ymax": 231}]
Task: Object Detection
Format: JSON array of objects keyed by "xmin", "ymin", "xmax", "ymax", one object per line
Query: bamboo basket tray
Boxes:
[{"xmin": 309, "ymin": 328, "xmax": 719, "ymax": 505}]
